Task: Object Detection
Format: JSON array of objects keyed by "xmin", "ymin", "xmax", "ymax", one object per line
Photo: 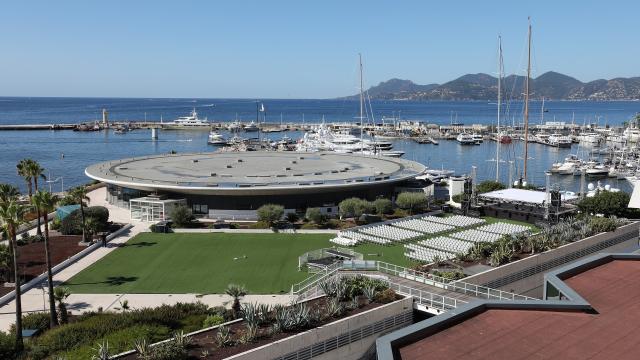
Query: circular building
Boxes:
[{"xmin": 85, "ymin": 152, "xmax": 426, "ymax": 221}]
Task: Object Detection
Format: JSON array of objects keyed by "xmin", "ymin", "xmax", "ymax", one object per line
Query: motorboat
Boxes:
[
  {"xmin": 472, "ymin": 134, "xmax": 483, "ymax": 144},
  {"xmin": 456, "ymin": 133, "xmax": 475, "ymax": 145},
  {"xmin": 499, "ymin": 133, "xmax": 512, "ymax": 144},
  {"xmin": 243, "ymin": 121, "xmax": 259, "ymax": 132},
  {"xmin": 207, "ymin": 131, "xmax": 227, "ymax": 145},
  {"xmin": 162, "ymin": 109, "xmax": 210, "ymax": 129},
  {"xmin": 584, "ymin": 161, "xmax": 609, "ymax": 176},
  {"xmin": 548, "ymin": 133, "xmax": 572, "ymax": 148},
  {"xmin": 578, "ymin": 133, "xmax": 602, "ymax": 146},
  {"xmin": 415, "ymin": 169, "xmax": 455, "ymax": 184}
]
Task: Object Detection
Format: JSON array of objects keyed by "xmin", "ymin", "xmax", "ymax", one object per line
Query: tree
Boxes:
[
  {"xmin": 476, "ymin": 180, "xmax": 506, "ymax": 194},
  {"xmin": 26, "ymin": 161, "xmax": 46, "ymax": 237},
  {"xmin": 31, "ymin": 190, "xmax": 60, "ymax": 327},
  {"xmin": 338, "ymin": 198, "xmax": 373, "ymax": 218},
  {"xmin": 84, "ymin": 216, "xmax": 104, "ymax": 241},
  {"xmin": 577, "ymin": 191, "xmax": 634, "ymax": 217},
  {"xmin": 225, "ymin": 284, "xmax": 247, "ymax": 319},
  {"xmin": 0, "ymin": 184, "xmax": 20, "ymax": 204},
  {"xmin": 305, "ymin": 207, "xmax": 325, "ymax": 224},
  {"xmin": 68, "ymin": 187, "xmax": 90, "ymax": 242},
  {"xmin": 53, "ymin": 287, "xmax": 70, "ymax": 324},
  {"xmin": 373, "ymin": 198, "xmax": 393, "ymax": 215},
  {"xmin": 285, "ymin": 212, "xmax": 299, "ymax": 224},
  {"xmin": 0, "ymin": 245, "xmax": 11, "ymax": 284},
  {"xmin": 256, "ymin": 204, "xmax": 284, "ymax": 227},
  {"xmin": 169, "ymin": 204, "xmax": 194, "ymax": 227},
  {"xmin": 0, "ymin": 199, "xmax": 29, "ymax": 351},
  {"xmin": 395, "ymin": 192, "xmax": 427, "ymax": 215}
]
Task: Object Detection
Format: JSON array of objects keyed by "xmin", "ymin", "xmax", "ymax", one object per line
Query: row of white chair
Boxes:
[
  {"xmin": 392, "ymin": 218, "xmax": 454, "ymax": 234},
  {"xmin": 450, "ymin": 229, "xmax": 503, "ymax": 243},
  {"xmin": 404, "ymin": 243, "xmax": 454, "ymax": 263},
  {"xmin": 418, "ymin": 236, "xmax": 475, "ymax": 254},
  {"xmin": 339, "ymin": 231, "xmax": 391, "ymax": 245},
  {"xmin": 329, "ymin": 237, "xmax": 358, "ymax": 246},
  {"xmin": 360, "ymin": 225, "xmax": 422, "ymax": 242},
  {"xmin": 423, "ymin": 215, "xmax": 486, "ymax": 228},
  {"xmin": 476, "ymin": 222, "xmax": 530, "ymax": 235}
]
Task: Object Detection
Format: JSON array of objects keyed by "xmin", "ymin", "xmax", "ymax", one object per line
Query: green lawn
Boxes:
[
  {"xmin": 65, "ymin": 216, "xmax": 534, "ymax": 295},
  {"xmin": 65, "ymin": 233, "xmax": 334, "ymax": 294}
]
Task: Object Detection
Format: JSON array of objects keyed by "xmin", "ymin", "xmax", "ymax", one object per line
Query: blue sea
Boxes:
[{"xmin": 1, "ymin": 97, "xmax": 639, "ymax": 194}]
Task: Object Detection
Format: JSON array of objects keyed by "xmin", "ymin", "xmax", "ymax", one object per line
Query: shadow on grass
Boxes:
[
  {"xmin": 66, "ymin": 276, "xmax": 139, "ymax": 287},
  {"xmin": 116, "ymin": 241, "xmax": 157, "ymax": 248}
]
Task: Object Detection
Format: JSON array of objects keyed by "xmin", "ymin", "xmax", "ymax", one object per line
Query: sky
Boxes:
[{"xmin": 1, "ymin": 0, "xmax": 638, "ymax": 99}]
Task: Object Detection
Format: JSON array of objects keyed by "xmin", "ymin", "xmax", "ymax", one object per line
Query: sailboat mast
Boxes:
[
  {"xmin": 359, "ymin": 53, "xmax": 364, "ymax": 152},
  {"xmin": 523, "ymin": 18, "xmax": 532, "ymax": 181},
  {"xmin": 496, "ymin": 35, "xmax": 503, "ymax": 182}
]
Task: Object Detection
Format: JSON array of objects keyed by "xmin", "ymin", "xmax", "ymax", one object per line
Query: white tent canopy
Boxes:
[{"xmin": 480, "ymin": 188, "xmax": 577, "ymax": 205}]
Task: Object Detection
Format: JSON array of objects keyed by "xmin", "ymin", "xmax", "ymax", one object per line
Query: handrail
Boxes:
[
  {"xmin": 290, "ymin": 261, "xmax": 342, "ymax": 295},
  {"xmin": 374, "ymin": 261, "xmax": 536, "ymax": 301},
  {"xmin": 388, "ymin": 282, "xmax": 466, "ymax": 312}
]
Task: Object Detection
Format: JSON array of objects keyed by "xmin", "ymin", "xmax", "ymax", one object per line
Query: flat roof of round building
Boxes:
[{"xmin": 85, "ymin": 152, "xmax": 426, "ymax": 195}]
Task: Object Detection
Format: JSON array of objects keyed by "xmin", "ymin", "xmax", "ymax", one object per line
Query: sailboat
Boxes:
[{"xmin": 518, "ymin": 18, "xmax": 533, "ymax": 187}]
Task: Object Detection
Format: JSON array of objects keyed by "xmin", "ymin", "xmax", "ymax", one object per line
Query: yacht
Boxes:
[
  {"xmin": 162, "ymin": 109, "xmax": 210, "ymax": 129},
  {"xmin": 498, "ymin": 132, "xmax": 512, "ymax": 144},
  {"xmin": 456, "ymin": 133, "xmax": 475, "ymax": 145},
  {"xmin": 584, "ymin": 161, "xmax": 609, "ymax": 176},
  {"xmin": 207, "ymin": 131, "xmax": 227, "ymax": 145},
  {"xmin": 550, "ymin": 154, "xmax": 582, "ymax": 175},
  {"xmin": 548, "ymin": 134, "xmax": 572, "ymax": 148},
  {"xmin": 578, "ymin": 133, "xmax": 602, "ymax": 146},
  {"xmin": 243, "ymin": 121, "xmax": 259, "ymax": 132},
  {"xmin": 472, "ymin": 134, "xmax": 483, "ymax": 144},
  {"xmin": 415, "ymin": 169, "xmax": 455, "ymax": 184},
  {"xmin": 623, "ymin": 121, "xmax": 640, "ymax": 143}
]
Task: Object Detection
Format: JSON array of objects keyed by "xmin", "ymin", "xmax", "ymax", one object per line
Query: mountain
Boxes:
[{"xmin": 341, "ymin": 71, "xmax": 640, "ymax": 100}]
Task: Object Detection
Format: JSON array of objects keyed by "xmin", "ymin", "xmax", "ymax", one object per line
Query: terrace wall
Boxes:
[
  {"xmin": 228, "ymin": 297, "xmax": 414, "ymax": 360},
  {"xmin": 462, "ymin": 222, "xmax": 638, "ymax": 298}
]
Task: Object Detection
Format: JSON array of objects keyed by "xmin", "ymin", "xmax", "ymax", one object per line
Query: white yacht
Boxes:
[
  {"xmin": 548, "ymin": 134, "xmax": 572, "ymax": 148},
  {"xmin": 550, "ymin": 154, "xmax": 582, "ymax": 175},
  {"xmin": 207, "ymin": 131, "xmax": 227, "ymax": 145},
  {"xmin": 456, "ymin": 133, "xmax": 475, "ymax": 145},
  {"xmin": 578, "ymin": 133, "xmax": 602, "ymax": 146},
  {"xmin": 244, "ymin": 121, "xmax": 259, "ymax": 132},
  {"xmin": 472, "ymin": 134, "xmax": 483, "ymax": 144},
  {"xmin": 162, "ymin": 109, "xmax": 210, "ymax": 129}
]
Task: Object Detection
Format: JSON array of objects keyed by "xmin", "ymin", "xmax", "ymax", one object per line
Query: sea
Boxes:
[{"xmin": 1, "ymin": 97, "xmax": 639, "ymax": 194}]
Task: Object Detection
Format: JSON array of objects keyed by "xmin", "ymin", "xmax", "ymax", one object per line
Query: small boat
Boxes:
[
  {"xmin": 548, "ymin": 133, "xmax": 572, "ymax": 148},
  {"xmin": 162, "ymin": 108, "xmax": 210, "ymax": 129},
  {"xmin": 113, "ymin": 128, "xmax": 126, "ymax": 134},
  {"xmin": 207, "ymin": 131, "xmax": 227, "ymax": 145},
  {"xmin": 499, "ymin": 133, "xmax": 512, "ymax": 144},
  {"xmin": 472, "ymin": 133, "xmax": 483, "ymax": 144}
]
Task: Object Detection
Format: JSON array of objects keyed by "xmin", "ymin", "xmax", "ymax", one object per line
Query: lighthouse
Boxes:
[{"xmin": 102, "ymin": 108, "xmax": 109, "ymax": 129}]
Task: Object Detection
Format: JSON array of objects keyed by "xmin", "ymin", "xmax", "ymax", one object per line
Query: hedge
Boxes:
[{"xmin": 59, "ymin": 206, "xmax": 109, "ymax": 235}]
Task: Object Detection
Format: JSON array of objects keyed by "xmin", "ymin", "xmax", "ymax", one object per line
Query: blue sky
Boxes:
[{"xmin": 1, "ymin": 1, "xmax": 638, "ymax": 98}]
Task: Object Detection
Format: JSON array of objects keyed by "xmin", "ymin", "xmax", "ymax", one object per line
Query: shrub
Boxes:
[
  {"xmin": 305, "ymin": 208, "xmax": 325, "ymax": 224},
  {"xmin": 476, "ymin": 180, "xmax": 506, "ymax": 194},
  {"xmin": 375, "ymin": 288, "xmax": 398, "ymax": 304},
  {"xmin": 202, "ymin": 314, "xmax": 225, "ymax": 328},
  {"xmin": 0, "ymin": 331, "xmax": 15, "ymax": 359},
  {"xmin": 373, "ymin": 198, "xmax": 393, "ymax": 215},
  {"xmin": 589, "ymin": 217, "xmax": 617, "ymax": 233},
  {"xmin": 338, "ymin": 198, "xmax": 373, "ymax": 218},
  {"xmin": 285, "ymin": 212, "xmax": 299, "ymax": 223},
  {"xmin": 248, "ymin": 221, "xmax": 270, "ymax": 229},
  {"xmin": 578, "ymin": 191, "xmax": 637, "ymax": 217},
  {"xmin": 395, "ymin": 192, "xmax": 427, "ymax": 214},
  {"xmin": 169, "ymin": 205, "xmax": 194, "ymax": 228},
  {"xmin": 147, "ymin": 340, "xmax": 187, "ymax": 360},
  {"xmin": 59, "ymin": 206, "xmax": 109, "ymax": 235},
  {"xmin": 256, "ymin": 204, "xmax": 284, "ymax": 227}
]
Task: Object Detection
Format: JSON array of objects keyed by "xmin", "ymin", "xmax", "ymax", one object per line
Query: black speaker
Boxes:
[
  {"xmin": 464, "ymin": 179, "xmax": 473, "ymax": 194},
  {"xmin": 550, "ymin": 191, "xmax": 561, "ymax": 207}
]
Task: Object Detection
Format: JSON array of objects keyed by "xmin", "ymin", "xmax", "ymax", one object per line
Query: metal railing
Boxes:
[
  {"xmin": 290, "ymin": 261, "xmax": 342, "ymax": 295},
  {"xmin": 388, "ymin": 282, "xmax": 465, "ymax": 312},
  {"xmin": 375, "ymin": 261, "xmax": 536, "ymax": 301}
]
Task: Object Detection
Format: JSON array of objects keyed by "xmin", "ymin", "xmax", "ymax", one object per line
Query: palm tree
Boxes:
[
  {"xmin": 0, "ymin": 184, "xmax": 20, "ymax": 204},
  {"xmin": 0, "ymin": 199, "xmax": 29, "ymax": 351},
  {"xmin": 0, "ymin": 244, "xmax": 11, "ymax": 284},
  {"xmin": 32, "ymin": 190, "xmax": 60, "ymax": 327},
  {"xmin": 26, "ymin": 161, "xmax": 47, "ymax": 237},
  {"xmin": 16, "ymin": 159, "xmax": 33, "ymax": 200},
  {"xmin": 84, "ymin": 216, "xmax": 102, "ymax": 243},
  {"xmin": 53, "ymin": 286, "xmax": 70, "ymax": 324},
  {"xmin": 68, "ymin": 187, "xmax": 90, "ymax": 243},
  {"xmin": 225, "ymin": 284, "xmax": 247, "ymax": 318}
]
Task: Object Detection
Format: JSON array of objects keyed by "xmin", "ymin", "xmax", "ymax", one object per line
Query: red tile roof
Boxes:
[{"xmin": 399, "ymin": 260, "xmax": 640, "ymax": 360}]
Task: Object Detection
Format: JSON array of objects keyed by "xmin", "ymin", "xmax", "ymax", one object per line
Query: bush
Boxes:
[
  {"xmin": 203, "ymin": 314, "xmax": 225, "ymax": 328},
  {"xmin": 305, "ymin": 208, "xmax": 325, "ymax": 224},
  {"xmin": 589, "ymin": 217, "xmax": 617, "ymax": 233},
  {"xmin": 59, "ymin": 206, "xmax": 109, "ymax": 235},
  {"xmin": 395, "ymin": 192, "xmax": 427, "ymax": 214},
  {"xmin": 285, "ymin": 212, "xmax": 299, "ymax": 223},
  {"xmin": 338, "ymin": 198, "xmax": 373, "ymax": 218},
  {"xmin": 578, "ymin": 191, "xmax": 638, "ymax": 217},
  {"xmin": 0, "ymin": 331, "xmax": 15, "ymax": 359},
  {"xmin": 373, "ymin": 198, "xmax": 393, "ymax": 215},
  {"xmin": 256, "ymin": 204, "xmax": 284, "ymax": 227},
  {"xmin": 476, "ymin": 180, "xmax": 506, "ymax": 194},
  {"xmin": 149, "ymin": 340, "xmax": 187, "ymax": 360},
  {"xmin": 375, "ymin": 289, "xmax": 399, "ymax": 304},
  {"xmin": 169, "ymin": 205, "xmax": 194, "ymax": 228}
]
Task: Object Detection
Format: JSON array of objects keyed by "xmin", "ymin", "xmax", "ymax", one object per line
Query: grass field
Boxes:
[
  {"xmin": 65, "ymin": 233, "xmax": 334, "ymax": 294},
  {"xmin": 65, "ymin": 216, "xmax": 534, "ymax": 294}
]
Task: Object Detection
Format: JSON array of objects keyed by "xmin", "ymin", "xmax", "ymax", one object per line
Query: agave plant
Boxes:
[
  {"xmin": 326, "ymin": 297, "xmax": 344, "ymax": 318},
  {"xmin": 215, "ymin": 325, "xmax": 232, "ymax": 347},
  {"xmin": 257, "ymin": 303, "xmax": 272, "ymax": 325},
  {"xmin": 91, "ymin": 340, "xmax": 110, "ymax": 360},
  {"xmin": 173, "ymin": 330, "xmax": 193, "ymax": 348},
  {"xmin": 362, "ymin": 286, "xmax": 376, "ymax": 304},
  {"xmin": 241, "ymin": 302, "xmax": 259, "ymax": 328},
  {"xmin": 134, "ymin": 338, "xmax": 152, "ymax": 359},
  {"xmin": 240, "ymin": 323, "xmax": 258, "ymax": 344},
  {"xmin": 319, "ymin": 278, "xmax": 338, "ymax": 298}
]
